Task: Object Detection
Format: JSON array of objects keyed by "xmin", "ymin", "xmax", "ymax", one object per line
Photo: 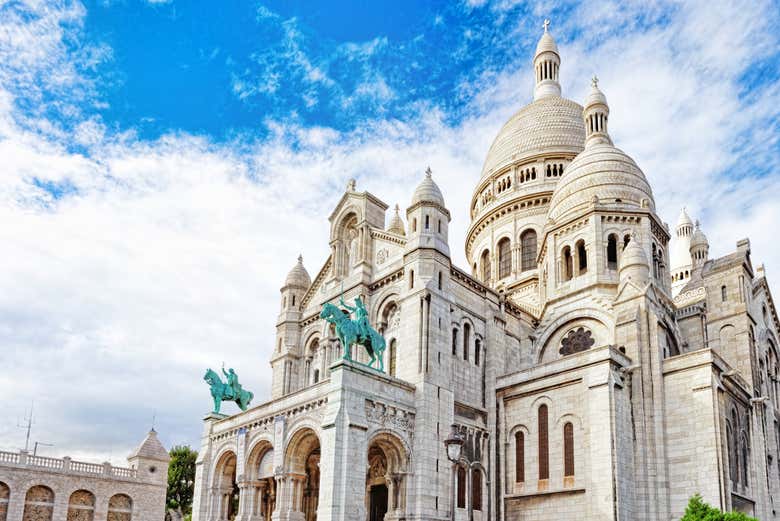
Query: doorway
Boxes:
[{"xmin": 369, "ymin": 484, "xmax": 388, "ymax": 521}]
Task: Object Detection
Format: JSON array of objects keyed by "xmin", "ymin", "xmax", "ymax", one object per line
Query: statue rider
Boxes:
[
  {"xmin": 340, "ymin": 295, "xmax": 371, "ymax": 342},
  {"xmin": 222, "ymin": 367, "xmax": 241, "ymax": 400}
]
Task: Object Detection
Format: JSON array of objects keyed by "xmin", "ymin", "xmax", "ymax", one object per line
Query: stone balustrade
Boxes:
[{"xmin": 0, "ymin": 450, "xmax": 137, "ymax": 480}]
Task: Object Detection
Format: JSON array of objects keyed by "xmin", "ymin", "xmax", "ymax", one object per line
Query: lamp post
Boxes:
[
  {"xmin": 444, "ymin": 425, "xmax": 464, "ymax": 521},
  {"xmin": 444, "ymin": 425, "xmax": 464, "ymax": 463}
]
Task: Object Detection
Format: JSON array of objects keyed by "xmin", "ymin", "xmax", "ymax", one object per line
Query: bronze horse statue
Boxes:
[{"xmin": 320, "ymin": 301, "xmax": 386, "ymax": 371}]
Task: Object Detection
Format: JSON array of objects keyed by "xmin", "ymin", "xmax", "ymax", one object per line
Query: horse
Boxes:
[
  {"xmin": 320, "ymin": 302, "xmax": 386, "ymax": 371},
  {"xmin": 203, "ymin": 368, "xmax": 253, "ymax": 414}
]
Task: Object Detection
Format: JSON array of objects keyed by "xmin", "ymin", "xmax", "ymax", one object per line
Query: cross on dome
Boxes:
[
  {"xmin": 425, "ymin": 166, "xmax": 432, "ymax": 177},
  {"xmin": 591, "ymin": 75, "xmax": 599, "ymax": 88},
  {"xmin": 543, "ymin": 19, "xmax": 550, "ymax": 32}
]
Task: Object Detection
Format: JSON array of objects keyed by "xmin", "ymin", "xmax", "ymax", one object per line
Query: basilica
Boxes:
[{"xmin": 191, "ymin": 24, "xmax": 780, "ymax": 521}]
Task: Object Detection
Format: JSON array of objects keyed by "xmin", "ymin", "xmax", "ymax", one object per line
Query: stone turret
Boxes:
[
  {"xmin": 127, "ymin": 429, "xmax": 170, "ymax": 485},
  {"xmin": 405, "ymin": 167, "xmax": 450, "ymax": 257}
]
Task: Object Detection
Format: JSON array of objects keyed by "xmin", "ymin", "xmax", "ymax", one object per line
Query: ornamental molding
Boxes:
[
  {"xmin": 365, "ymin": 399, "xmax": 416, "ymax": 435},
  {"xmin": 673, "ymin": 286, "xmax": 706, "ymax": 307}
]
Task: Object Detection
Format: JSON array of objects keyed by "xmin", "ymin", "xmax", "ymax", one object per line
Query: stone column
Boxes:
[{"xmin": 238, "ymin": 481, "xmax": 253, "ymax": 521}]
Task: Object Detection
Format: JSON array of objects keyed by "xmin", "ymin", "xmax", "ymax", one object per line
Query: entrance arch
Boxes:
[
  {"xmin": 366, "ymin": 432, "xmax": 409, "ymax": 521},
  {"xmin": 211, "ymin": 450, "xmax": 238, "ymax": 520},
  {"xmin": 245, "ymin": 440, "xmax": 276, "ymax": 520},
  {"xmin": 284, "ymin": 427, "xmax": 321, "ymax": 521}
]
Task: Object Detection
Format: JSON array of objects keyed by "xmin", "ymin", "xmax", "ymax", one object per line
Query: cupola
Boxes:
[
  {"xmin": 619, "ymin": 235, "xmax": 650, "ymax": 284},
  {"xmin": 583, "ymin": 76, "xmax": 612, "ymax": 148},
  {"xmin": 533, "ymin": 19, "xmax": 562, "ymax": 100},
  {"xmin": 690, "ymin": 221, "xmax": 709, "ymax": 268},
  {"xmin": 386, "ymin": 204, "xmax": 406, "ymax": 236}
]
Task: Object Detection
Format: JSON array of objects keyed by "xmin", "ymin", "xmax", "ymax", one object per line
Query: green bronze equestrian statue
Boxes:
[
  {"xmin": 203, "ymin": 367, "xmax": 253, "ymax": 414},
  {"xmin": 320, "ymin": 295, "xmax": 386, "ymax": 371}
]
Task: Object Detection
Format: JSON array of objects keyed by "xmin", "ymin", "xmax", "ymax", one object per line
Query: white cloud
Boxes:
[{"xmin": 0, "ymin": 0, "xmax": 779, "ymax": 464}]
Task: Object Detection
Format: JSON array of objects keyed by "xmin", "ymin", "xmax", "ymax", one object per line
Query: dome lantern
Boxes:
[
  {"xmin": 583, "ymin": 76, "xmax": 612, "ymax": 148},
  {"xmin": 533, "ymin": 19, "xmax": 562, "ymax": 101},
  {"xmin": 690, "ymin": 221, "xmax": 709, "ymax": 268}
]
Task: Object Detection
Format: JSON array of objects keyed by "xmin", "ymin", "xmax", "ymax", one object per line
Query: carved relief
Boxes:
[
  {"xmin": 365, "ymin": 399, "xmax": 415, "ymax": 434},
  {"xmin": 376, "ymin": 248, "xmax": 389, "ymax": 265}
]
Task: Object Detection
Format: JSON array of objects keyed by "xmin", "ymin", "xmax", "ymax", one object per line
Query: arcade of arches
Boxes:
[{"xmin": 207, "ymin": 430, "xmax": 409, "ymax": 521}]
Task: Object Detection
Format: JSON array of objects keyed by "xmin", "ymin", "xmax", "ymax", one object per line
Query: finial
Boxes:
[
  {"xmin": 346, "ymin": 178, "xmax": 356, "ymax": 192},
  {"xmin": 425, "ymin": 166, "xmax": 432, "ymax": 178},
  {"xmin": 695, "ymin": 220, "xmax": 700, "ymax": 229},
  {"xmin": 297, "ymin": 254, "xmax": 303, "ymax": 263},
  {"xmin": 394, "ymin": 203, "xmax": 400, "ymax": 213},
  {"xmin": 543, "ymin": 19, "xmax": 550, "ymax": 33},
  {"xmin": 591, "ymin": 75, "xmax": 599, "ymax": 88}
]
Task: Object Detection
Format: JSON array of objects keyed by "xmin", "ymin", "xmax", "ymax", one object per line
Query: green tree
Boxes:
[
  {"xmin": 166, "ymin": 445, "xmax": 198, "ymax": 520},
  {"xmin": 681, "ymin": 494, "xmax": 757, "ymax": 521}
]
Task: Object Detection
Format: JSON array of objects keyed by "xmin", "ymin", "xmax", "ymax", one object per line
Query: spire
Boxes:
[
  {"xmin": 583, "ymin": 75, "xmax": 612, "ymax": 148},
  {"xmin": 533, "ymin": 19, "xmax": 561, "ymax": 100}
]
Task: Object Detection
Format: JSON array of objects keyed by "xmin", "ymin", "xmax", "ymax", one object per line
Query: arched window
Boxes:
[
  {"xmin": 425, "ymin": 214, "xmax": 430, "ymax": 230},
  {"xmin": 457, "ymin": 466, "xmax": 466, "ymax": 508},
  {"xmin": 731, "ymin": 410, "xmax": 740, "ymax": 485},
  {"xmin": 313, "ymin": 369, "xmax": 320, "ymax": 384},
  {"xmin": 409, "ymin": 270, "xmax": 414, "ymax": 289},
  {"xmin": 538, "ymin": 405, "xmax": 549, "ymax": 480},
  {"xmin": 481, "ymin": 250, "xmax": 491, "ymax": 282},
  {"xmin": 412, "ymin": 218, "xmax": 417, "ymax": 232},
  {"xmin": 727, "ymin": 423, "xmax": 737, "ymax": 484},
  {"xmin": 68, "ymin": 490, "xmax": 95, "ymax": 521},
  {"xmin": 576, "ymin": 240, "xmax": 587, "ymax": 275},
  {"xmin": 498, "ymin": 238, "xmax": 511, "ymax": 279},
  {"xmin": 475, "ymin": 339, "xmax": 481, "ymax": 366},
  {"xmin": 607, "ymin": 234, "xmax": 618, "ymax": 270},
  {"xmin": 389, "ymin": 339, "xmax": 397, "ymax": 377},
  {"xmin": 562, "ymin": 247, "xmax": 573, "ymax": 281},
  {"xmin": 471, "ymin": 469, "xmax": 482, "ymax": 511},
  {"xmin": 452, "ymin": 328, "xmax": 458, "ymax": 356},
  {"xmin": 515, "ymin": 431, "xmax": 525, "ymax": 483},
  {"xmin": 292, "ymin": 295, "xmax": 296, "ymax": 307},
  {"xmin": 722, "ymin": 285, "xmax": 728, "ymax": 302},
  {"xmin": 652, "ymin": 243, "xmax": 659, "ymax": 278},
  {"xmin": 438, "ymin": 219, "xmax": 442, "ymax": 233},
  {"xmin": 563, "ymin": 423, "xmax": 574, "ymax": 478},
  {"xmin": 520, "ymin": 230, "xmax": 537, "ymax": 272},
  {"xmin": 108, "ymin": 494, "xmax": 133, "ymax": 521},
  {"xmin": 0, "ymin": 481, "xmax": 9, "ymax": 521},
  {"xmin": 741, "ymin": 436, "xmax": 750, "ymax": 487},
  {"xmin": 463, "ymin": 323, "xmax": 470, "ymax": 361},
  {"xmin": 24, "ymin": 486, "xmax": 54, "ymax": 521}
]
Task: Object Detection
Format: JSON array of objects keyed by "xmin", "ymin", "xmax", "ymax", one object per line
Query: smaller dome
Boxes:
[
  {"xmin": 620, "ymin": 235, "xmax": 650, "ymax": 282},
  {"xmin": 411, "ymin": 167, "xmax": 445, "ymax": 206},
  {"xmin": 285, "ymin": 255, "xmax": 311, "ymax": 288},
  {"xmin": 387, "ymin": 204, "xmax": 406, "ymax": 236},
  {"xmin": 691, "ymin": 221, "xmax": 708, "ymax": 248},
  {"xmin": 585, "ymin": 77, "xmax": 608, "ymax": 108},
  {"xmin": 677, "ymin": 208, "xmax": 693, "ymax": 228},
  {"xmin": 535, "ymin": 31, "xmax": 559, "ymax": 56}
]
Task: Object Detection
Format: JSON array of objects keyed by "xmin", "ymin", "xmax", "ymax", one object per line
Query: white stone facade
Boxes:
[
  {"xmin": 192, "ymin": 24, "xmax": 780, "ymax": 521},
  {"xmin": 0, "ymin": 430, "xmax": 169, "ymax": 521}
]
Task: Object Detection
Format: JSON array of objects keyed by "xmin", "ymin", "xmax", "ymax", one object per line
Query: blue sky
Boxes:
[{"xmin": 1, "ymin": 0, "xmax": 779, "ymax": 461}]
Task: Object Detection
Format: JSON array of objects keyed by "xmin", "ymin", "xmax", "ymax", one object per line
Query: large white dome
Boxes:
[
  {"xmin": 547, "ymin": 144, "xmax": 655, "ymax": 224},
  {"xmin": 479, "ymin": 96, "xmax": 585, "ymax": 182}
]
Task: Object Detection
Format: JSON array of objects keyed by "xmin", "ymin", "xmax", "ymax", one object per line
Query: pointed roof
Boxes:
[
  {"xmin": 284, "ymin": 255, "xmax": 311, "ymax": 289},
  {"xmin": 129, "ymin": 429, "xmax": 170, "ymax": 462},
  {"xmin": 387, "ymin": 204, "xmax": 406, "ymax": 236},
  {"xmin": 677, "ymin": 207, "xmax": 693, "ymax": 228},
  {"xmin": 411, "ymin": 167, "xmax": 445, "ymax": 207}
]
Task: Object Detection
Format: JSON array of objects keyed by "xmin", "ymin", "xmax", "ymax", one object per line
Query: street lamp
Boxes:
[{"xmin": 444, "ymin": 424, "xmax": 464, "ymax": 463}]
